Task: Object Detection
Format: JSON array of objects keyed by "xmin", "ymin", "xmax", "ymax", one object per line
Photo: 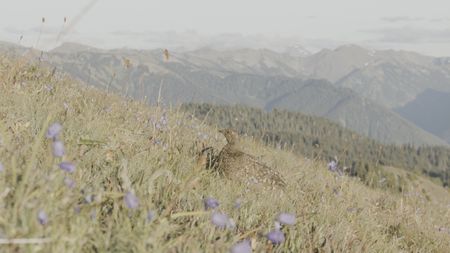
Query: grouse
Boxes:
[{"xmin": 216, "ymin": 129, "xmax": 286, "ymax": 189}]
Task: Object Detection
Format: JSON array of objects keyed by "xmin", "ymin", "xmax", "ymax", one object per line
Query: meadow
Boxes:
[{"xmin": 0, "ymin": 56, "xmax": 450, "ymax": 252}]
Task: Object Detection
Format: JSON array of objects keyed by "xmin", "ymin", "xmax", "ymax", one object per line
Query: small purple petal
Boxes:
[
  {"xmin": 37, "ymin": 210, "xmax": 48, "ymax": 225},
  {"xmin": 52, "ymin": 140, "xmax": 65, "ymax": 157},
  {"xmin": 204, "ymin": 197, "xmax": 219, "ymax": 210},
  {"xmin": 84, "ymin": 194, "xmax": 94, "ymax": 204},
  {"xmin": 277, "ymin": 212, "xmax": 296, "ymax": 226},
  {"xmin": 267, "ymin": 230, "xmax": 285, "ymax": 244},
  {"xmin": 147, "ymin": 210, "xmax": 155, "ymax": 222},
  {"xmin": 74, "ymin": 206, "xmax": 81, "ymax": 214},
  {"xmin": 234, "ymin": 199, "xmax": 242, "ymax": 209},
  {"xmin": 230, "ymin": 240, "xmax": 252, "ymax": 253},
  {"xmin": 328, "ymin": 160, "xmax": 337, "ymax": 172},
  {"xmin": 124, "ymin": 192, "xmax": 139, "ymax": 209},
  {"xmin": 64, "ymin": 177, "xmax": 76, "ymax": 189},
  {"xmin": 59, "ymin": 162, "xmax": 76, "ymax": 173},
  {"xmin": 46, "ymin": 123, "xmax": 62, "ymax": 139},
  {"xmin": 211, "ymin": 212, "xmax": 230, "ymax": 229}
]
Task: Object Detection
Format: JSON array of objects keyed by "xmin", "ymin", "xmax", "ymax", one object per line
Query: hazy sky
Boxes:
[{"xmin": 1, "ymin": 0, "xmax": 450, "ymax": 56}]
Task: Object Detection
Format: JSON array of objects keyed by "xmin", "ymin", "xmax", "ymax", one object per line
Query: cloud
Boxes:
[
  {"xmin": 363, "ymin": 26, "xmax": 450, "ymax": 44},
  {"xmin": 381, "ymin": 16, "xmax": 424, "ymax": 23}
]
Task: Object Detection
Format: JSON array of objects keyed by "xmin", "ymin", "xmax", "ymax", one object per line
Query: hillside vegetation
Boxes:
[
  {"xmin": 1, "ymin": 57, "xmax": 450, "ymax": 252},
  {"xmin": 181, "ymin": 103, "xmax": 450, "ymax": 189}
]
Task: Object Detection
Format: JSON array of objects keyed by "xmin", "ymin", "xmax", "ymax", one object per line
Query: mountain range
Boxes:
[
  {"xmin": 395, "ymin": 89, "xmax": 450, "ymax": 144},
  {"xmin": 1, "ymin": 41, "xmax": 449, "ymax": 146}
]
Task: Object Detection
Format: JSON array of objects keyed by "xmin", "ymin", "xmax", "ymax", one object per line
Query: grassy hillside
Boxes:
[
  {"xmin": 1, "ymin": 57, "xmax": 450, "ymax": 252},
  {"xmin": 181, "ymin": 103, "xmax": 450, "ymax": 188}
]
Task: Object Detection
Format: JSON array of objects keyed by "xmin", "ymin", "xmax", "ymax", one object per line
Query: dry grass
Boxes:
[{"xmin": 0, "ymin": 57, "xmax": 450, "ymax": 252}]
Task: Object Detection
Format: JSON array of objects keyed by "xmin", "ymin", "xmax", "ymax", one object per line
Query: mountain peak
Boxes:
[{"xmin": 51, "ymin": 42, "xmax": 103, "ymax": 54}]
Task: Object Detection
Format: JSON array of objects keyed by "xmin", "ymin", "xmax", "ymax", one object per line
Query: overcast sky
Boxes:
[{"xmin": 1, "ymin": 0, "xmax": 450, "ymax": 56}]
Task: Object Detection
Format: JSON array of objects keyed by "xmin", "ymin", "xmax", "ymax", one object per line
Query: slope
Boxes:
[
  {"xmin": 1, "ymin": 56, "xmax": 450, "ymax": 252},
  {"xmin": 395, "ymin": 89, "xmax": 450, "ymax": 144},
  {"xmin": 182, "ymin": 103, "xmax": 450, "ymax": 187}
]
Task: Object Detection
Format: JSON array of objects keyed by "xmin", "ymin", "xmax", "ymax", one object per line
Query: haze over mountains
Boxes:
[
  {"xmin": 1, "ymin": 41, "xmax": 449, "ymax": 146},
  {"xmin": 396, "ymin": 89, "xmax": 450, "ymax": 143}
]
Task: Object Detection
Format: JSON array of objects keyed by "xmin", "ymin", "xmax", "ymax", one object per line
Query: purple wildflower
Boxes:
[
  {"xmin": 211, "ymin": 212, "xmax": 230, "ymax": 229},
  {"xmin": 160, "ymin": 113, "xmax": 168, "ymax": 127},
  {"xmin": 147, "ymin": 210, "xmax": 156, "ymax": 222},
  {"xmin": 204, "ymin": 197, "xmax": 219, "ymax": 210},
  {"xmin": 59, "ymin": 162, "xmax": 76, "ymax": 173},
  {"xmin": 267, "ymin": 229, "xmax": 285, "ymax": 244},
  {"xmin": 64, "ymin": 177, "xmax": 76, "ymax": 189},
  {"xmin": 84, "ymin": 194, "xmax": 94, "ymax": 203},
  {"xmin": 230, "ymin": 240, "xmax": 252, "ymax": 253},
  {"xmin": 44, "ymin": 85, "xmax": 53, "ymax": 92},
  {"xmin": 90, "ymin": 210, "xmax": 96, "ymax": 220},
  {"xmin": 52, "ymin": 140, "xmax": 65, "ymax": 157},
  {"xmin": 74, "ymin": 206, "xmax": 81, "ymax": 214},
  {"xmin": 46, "ymin": 123, "xmax": 62, "ymax": 139},
  {"xmin": 234, "ymin": 199, "xmax": 242, "ymax": 209},
  {"xmin": 37, "ymin": 210, "xmax": 48, "ymax": 225},
  {"xmin": 277, "ymin": 212, "xmax": 296, "ymax": 226},
  {"xmin": 327, "ymin": 160, "xmax": 337, "ymax": 172},
  {"xmin": 124, "ymin": 192, "xmax": 139, "ymax": 209}
]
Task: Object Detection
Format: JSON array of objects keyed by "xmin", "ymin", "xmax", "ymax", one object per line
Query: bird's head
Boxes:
[{"xmin": 219, "ymin": 128, "xmax": 239, "ymax": 145}]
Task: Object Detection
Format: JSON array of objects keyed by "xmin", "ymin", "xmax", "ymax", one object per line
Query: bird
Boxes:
[{"xmin": 216, "ymin": 128, "xmax": 286, "ymax": 189}]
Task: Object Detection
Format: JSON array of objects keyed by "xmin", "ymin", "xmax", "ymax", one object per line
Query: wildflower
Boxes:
[
  {"xmin": 44, "ymin": 85, "xmax": 53, "ymax": 92},
  {"xmin": 234, "ymin": 199, "xmax": 242, "ymax": 209},
  {"xmin": 227, "ymin": 218, "xmax": 236, "ymax": 229},
  {"xmin": 46, "ymin": 123, "xmax": 62, "ymax": 139},
  {"xmin": 0, "ymin": 162, "xmax": 3, "ymax": 172},
  {"xmin": 74, "ymin": 206, "xmax": 81, "ymax": 214},
  {"xmin": 211, "ymin": 212, "xmax": 231, "ymax": 229},
  {"xmin": 37, "ymin": 210, "xmax": 48, "ymax": 225},
  {"xmin": 59, "ymin": 162, "xmax": 76, "ymax": 173},
  {"xmin": 267, "ymin": 229, "xmax": 285, "ymax": 244},
  {"xmin": 204, "ymin": 197, "xmax": 219, "ymax": 210},
  {"xmin": 124, "ymin": 192, "xmax": 139, "ymax": 209},
  {"xmin": 64, "ymin": 177, "xmax": 76, "ymax": 189},
  {"xmin": 147, "ymin": 210, "xmax": 156, "ymax": 222},
  {"xmin": 52, "ymin": 140, "xmax": 65, "ymax": 157},
  {"xmin": 277, "ymin": 212, "xmax": 296, "ymax": 226},
  {"xmin": 327, "ymin": 160, "xmax": 337, "ymax": 172},
  {"xmin": 230, "ymin": 240, "xmax": 252, "ymax": 253},
  {"xmin": 84, "ymin": 194, "xmax": 94, "ymax": 204}
]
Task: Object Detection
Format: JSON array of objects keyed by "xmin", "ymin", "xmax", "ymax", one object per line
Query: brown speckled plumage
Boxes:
[{"xmin": 216, "ymin": 129, "xmax": 286, "ymax": 189}]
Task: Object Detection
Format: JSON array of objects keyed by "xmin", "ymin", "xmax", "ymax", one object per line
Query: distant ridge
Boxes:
[
  {"xmin": 395, "ymin": 89, "xmax": 450, "ymax": 144},
  {"xmin": 1, "ymin": 41, "xmax": 448, "ymax": 146}
]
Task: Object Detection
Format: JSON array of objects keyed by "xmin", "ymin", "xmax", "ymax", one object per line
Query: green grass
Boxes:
[{"xmin": 0, "ymin": 57, "xmax": 450, "ymax": 252}]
